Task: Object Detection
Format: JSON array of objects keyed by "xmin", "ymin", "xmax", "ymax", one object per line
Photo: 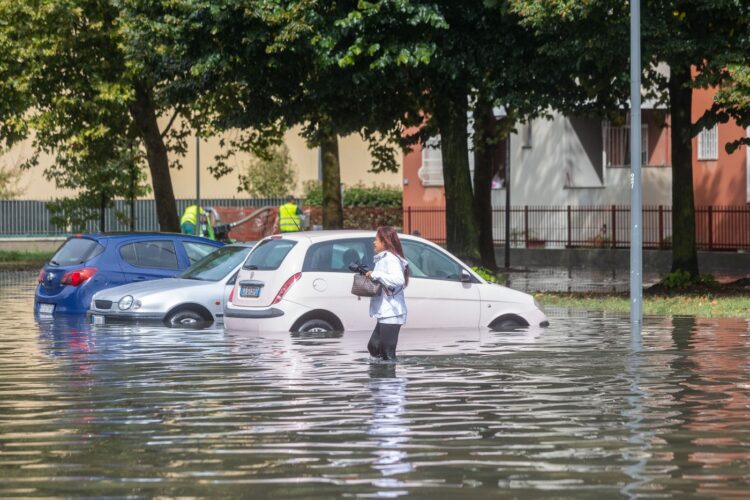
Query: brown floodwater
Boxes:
[{"xmin": 1, "ymin": 271, "xmax": 749, "ymax": 498}]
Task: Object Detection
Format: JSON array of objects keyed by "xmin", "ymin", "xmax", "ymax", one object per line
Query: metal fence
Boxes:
[
  {"xmin": 403, "ymin": 205, "xmax": 750, "ymax": 251},
  {"xmin": 0, "ymin": 198, "xmax": 286, "ymax": 236}
]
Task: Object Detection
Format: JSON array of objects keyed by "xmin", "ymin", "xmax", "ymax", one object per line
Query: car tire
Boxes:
[
  {"xmin": 166, "ymin": 310, "xmax": 210, "ymax": 328},
  {"xmin": 296, "ymin": 318, "xmax": 335, "ymax": 333},
  {"xmin": 489, "ymin": 314, "xmax": 529, "ymax": 332}
]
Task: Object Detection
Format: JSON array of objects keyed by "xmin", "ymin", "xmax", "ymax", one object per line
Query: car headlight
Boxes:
[{"xmin": 119, "ymin": 295, "xmax": 134, "ymax": 310}]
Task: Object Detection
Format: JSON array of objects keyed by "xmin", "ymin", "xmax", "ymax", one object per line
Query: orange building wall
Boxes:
[
  {"xmin": 692, "ymin": 86, "xmax": 748, "ymax": 206},
  {"xmin": 402, "ymin": 137, "xmax": 446, "ymax": 209}
]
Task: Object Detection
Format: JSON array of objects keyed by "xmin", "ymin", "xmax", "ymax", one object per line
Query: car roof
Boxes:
[
  {"xmin": 266, "ymin": 230, "xmax": 426, "ymax": 245},
  {"xmin": 70, "ymin": 232, "xmax": 224, "ymax": 244}
]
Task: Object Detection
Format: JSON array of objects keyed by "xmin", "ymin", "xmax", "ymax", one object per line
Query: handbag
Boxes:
[{"xmin": 351, "ymin": 273, "xmax": 382, "ymax": 297}]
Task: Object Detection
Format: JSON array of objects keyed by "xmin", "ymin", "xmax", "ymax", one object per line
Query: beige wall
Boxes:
[{"xmin": 3, "ymin": 125, "xmax": 402, "ymax": 200}]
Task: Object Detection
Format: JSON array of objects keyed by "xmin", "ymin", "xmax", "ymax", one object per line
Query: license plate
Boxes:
[
  {"xmin": 240, "ymin": 285, "xmax": 261, "ymax": 298},
  {"xmin": 38, "ymin": 303, "xmax": 55, "ymax": 315},
  {"xmin": 91, "ymin": 314, "xmax": 105, "ymax": 325}
]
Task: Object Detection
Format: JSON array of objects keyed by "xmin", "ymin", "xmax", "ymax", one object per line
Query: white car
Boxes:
[{"xmin": 224, "ymin": 231, "xmax": 548, "ymax": 333}]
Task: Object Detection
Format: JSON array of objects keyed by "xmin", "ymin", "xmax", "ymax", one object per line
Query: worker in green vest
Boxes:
[
  {"xmin": 278, "ymin": 195, "xmax": 303, "ymax": 232},
  {"xmin": 180, "ymin": 205, "xmax": 216, "ymax": 240}
]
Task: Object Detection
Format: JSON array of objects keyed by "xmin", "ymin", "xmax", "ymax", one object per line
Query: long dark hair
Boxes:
[{"xmin": 376, "ymin": 226, "xmax": 409, "ymax": 286}]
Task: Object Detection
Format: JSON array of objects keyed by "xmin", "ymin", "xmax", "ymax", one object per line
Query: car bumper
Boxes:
[
  {"xmin": 224, "ymin": 301, "xmax": 311, "ymax": 333},
  {"xmin": 87, "ymin": 310, "xmax": 165, "ymax": 324}
]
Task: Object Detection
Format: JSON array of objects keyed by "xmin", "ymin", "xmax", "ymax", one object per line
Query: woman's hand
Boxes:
[{"xmin": 365, "ymin": 271, "xmax": 372, "ymax": 279}]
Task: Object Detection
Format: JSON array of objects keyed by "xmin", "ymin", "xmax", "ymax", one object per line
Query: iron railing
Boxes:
[
  {"xmin": 0, "ymin": 198, "xmax": 287, "ymax": 236},
  {"xmin": 403, "ymin": 205, "xmax": 750, "ymax": 251}
]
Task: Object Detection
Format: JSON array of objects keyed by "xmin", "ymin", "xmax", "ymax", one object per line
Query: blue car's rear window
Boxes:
[
  {"xmin": 242, "ymin": 239, "xmax": 296, "ymax": 271},
  {"xmin": 50, "ymin": 238, "xmax": 104, "ymax": 266}
]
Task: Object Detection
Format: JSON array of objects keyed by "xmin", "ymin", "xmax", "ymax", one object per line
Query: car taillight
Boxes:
[
  {"xmin": 272, "ymin": 272, "xmax": 301, "ymax": 304},
  {"xmin": 61, "ymin": 267, "xmax": 97, "ymax": 286},
  {"xmin": 37, "ymin": 268, "xmax": 45, "ymax": 283},
  {"xmin": 228, "ymin": 287, "xmax": 234, "ymax": 303}
]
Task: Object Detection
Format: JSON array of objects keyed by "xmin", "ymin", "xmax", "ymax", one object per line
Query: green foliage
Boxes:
[
  {"xmin": 471, "ymin": 266, "xmax": 499, "ymax": 284},
  {"xmin": 661, "ymin": 270, "xmax": 718, "ymax": 289},
  {"xmin": 0, "ymin": 250, "xmax": 54, "ymax": 262},
  {"xmin": 715, "ymin": 65, "xmax": 750, "ymax": 153},
  {"xmin": 303, "ymin": 181, "xmax": 401, "ymax": 208},
  {"xmin": 0, "ymin": 0, "xmax": 157, "ymax": 225},
  {"xmin": 238, "ymin": 145, "xmax": 297, "ymax": 198}
]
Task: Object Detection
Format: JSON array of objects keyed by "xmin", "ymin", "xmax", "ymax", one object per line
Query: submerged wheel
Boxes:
[
  {"xmin": 489, "ymin": 314, "xmax": 529, "ymax": 332},
  {"xmin": 166, "ymin": 309, "xmax": 210, "ymax": 328},
  {"xmin": 296, "ymin": 318, "xmax": 335, "ymax": 333}
]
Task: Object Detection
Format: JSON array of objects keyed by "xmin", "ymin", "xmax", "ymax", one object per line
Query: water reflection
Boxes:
[
  {"xmin": 1, "ymin": 273, "xmax": 750, "ymax": 497},
  {"xmin": 368, "ymin": 364, "xmax": 410, "ymax": 483}
]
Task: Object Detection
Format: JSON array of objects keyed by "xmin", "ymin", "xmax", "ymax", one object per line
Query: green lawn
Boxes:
[
  {"xmin": 537, "ymin": 292, "xmax": 750, "ymax": 318},
  {"xmin": 0, "ymin": 250, "xmax": 54, "ymax": 270}
]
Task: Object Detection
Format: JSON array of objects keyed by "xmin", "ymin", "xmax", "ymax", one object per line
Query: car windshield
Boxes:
[
  {"xmin": 178, "ymin": 246, "xmax": 252, "ymax": 281},
  {"xmin": 50, "ymin": 237, "xmax": 104, "ymax": 266},
  {"xmin": 242, "ymin": 238, "xmax": 296, "ymax": 270}
]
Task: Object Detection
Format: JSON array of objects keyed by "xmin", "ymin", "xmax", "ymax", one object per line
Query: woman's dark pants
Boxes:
[{"xmin": 367, "ymin": 322, "xmax": 401, "ymax": 360}]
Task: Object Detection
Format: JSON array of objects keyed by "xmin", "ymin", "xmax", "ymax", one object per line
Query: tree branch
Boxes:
[{"xmin": 160, "ymin": 109, "xmax": 180, "ymax": 139}]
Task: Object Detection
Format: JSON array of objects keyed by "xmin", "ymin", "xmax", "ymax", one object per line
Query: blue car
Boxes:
[{"xmin": 35, "ymin": 233, "xmax": 224, "ymax": 315}]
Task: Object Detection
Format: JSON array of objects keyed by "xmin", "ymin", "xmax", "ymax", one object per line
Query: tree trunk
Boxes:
[
  {"xmin": 668, "ymin": 64, "xmax": 699, "ymax": 277},
  {"xmin": 320, "ymin": 132, "xmax": 343, "ymax": 229},
  {"xmin": 472, "ymin": 96, "xmax": 498, "ymax": 270},
  {"xmin": 128, "ymin": 81, "xmax": 180, "ymax": 233},
  {"xmin": 436, "ymin": 91, "xmax": 480, "ymax": 262}
]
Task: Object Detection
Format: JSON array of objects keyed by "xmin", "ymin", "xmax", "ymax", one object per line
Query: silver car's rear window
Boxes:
[
  {"xmin": 242, "ymin": 239, "xmax": 296, "ymax": 271},
  {"xmin": 51, "ymin": 238, "xmax": 104, "ymax": 266}
]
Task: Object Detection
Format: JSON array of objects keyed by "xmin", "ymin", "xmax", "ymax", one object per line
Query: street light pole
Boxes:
[
  {"xmin": 196, "ymin": 133, "xmax": 201, "ymax": 238},
  {"xmin": 504, "ymin": 131, "xmax": 511, "ymax": 269},
  {"xmin": 630, "ymin": 0, "xmax": 643, "ymax": 330}
]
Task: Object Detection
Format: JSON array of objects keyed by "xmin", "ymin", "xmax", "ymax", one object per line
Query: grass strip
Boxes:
[
  {"xmin": 536, "ymin": 292, "xmax": 750, "ymax": 318},
  {"xmin": 0, "ymin": 250, "xmax": 54, "ymax": 271}
]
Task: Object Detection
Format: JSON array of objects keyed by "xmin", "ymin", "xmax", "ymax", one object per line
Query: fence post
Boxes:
[
  {"xmin": 611, "ymin": 205, "xmax": 617, "ymax": 248},
  {"xmin": 708, "ymin": 206, "xmax": 713, "ymax": 251},
  {"xmin": 407, "ymin": 206, "xmax": 412, "ymax": 235},
  {"xmin": 567, "ymin": 205, "xmax": 572, "ymax": 248},
  {"xmin": 658, "ymin": 205, "xmax": 663, "ymax": 248},
  {"xmin": 524, "ymin": 206, "xmax": 529, "ymax": 247}
]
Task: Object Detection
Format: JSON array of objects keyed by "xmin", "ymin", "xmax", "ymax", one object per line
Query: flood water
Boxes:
[{"xmin": 2, "ymin": 271, "xmax": 750, "ymax": 498}]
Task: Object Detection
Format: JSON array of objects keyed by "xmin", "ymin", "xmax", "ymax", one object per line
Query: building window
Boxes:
[
  {"xmin": 521, "ymin": 121, "xmax": 532, "ymax": 148},
  {"xmin": 417, "ymin": 137, "xmax": 444, "ymax": 186},
  {"xmin": 603, "ymin": 121, "xmax": 648, "ymax": 167},
  {"xmin": 697, "ymin": 124, "xmax": 718, "ymax": 160}
]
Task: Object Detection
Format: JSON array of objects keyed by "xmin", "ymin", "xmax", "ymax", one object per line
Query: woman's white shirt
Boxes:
[{"xmin": 369, "ymin": 250, "xmax": 408, "ymax": 324}]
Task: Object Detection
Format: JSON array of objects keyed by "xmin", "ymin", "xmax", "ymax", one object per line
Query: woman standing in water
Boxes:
[{"xmin": 365, "ymin": 226, "xmax": 409, "ymax": 361}]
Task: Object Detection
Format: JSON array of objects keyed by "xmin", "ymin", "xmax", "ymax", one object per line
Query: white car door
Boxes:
[
  {"xmin": 401, "ymin": 240, "xmax": 481, "ymax": 329},
  {"xmin": 297, "ymin": 238, "xmax": 373, "ymax": 331}
]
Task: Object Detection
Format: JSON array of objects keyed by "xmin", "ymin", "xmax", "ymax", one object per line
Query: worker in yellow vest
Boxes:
[
  {"xmin": 180, "ymin": 205, "xmax": 216, "ymax": 240},
  {"xmin": 278, "ymin": 195, "xmax": 303, "ymax": 232}
]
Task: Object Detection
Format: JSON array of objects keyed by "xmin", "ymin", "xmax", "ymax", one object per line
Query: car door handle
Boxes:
[{"xmin": 135, "ymin": 276, "xmax": 147, "ymax": 281}]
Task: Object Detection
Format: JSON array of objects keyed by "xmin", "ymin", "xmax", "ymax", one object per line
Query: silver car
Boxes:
[{"xmin": 87, "ymin": 243, "xmax": 255, "ymax": 327}]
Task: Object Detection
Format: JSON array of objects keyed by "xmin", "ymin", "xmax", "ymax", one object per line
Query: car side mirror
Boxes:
[{"xmin": 460, "ymin": 269, "xmax": 472, "ymax": 283}]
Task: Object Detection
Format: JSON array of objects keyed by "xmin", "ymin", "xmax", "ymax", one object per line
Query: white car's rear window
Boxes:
[{"xmin": 242, "ymin": 239, "xmax": 296, "ymax": 270}]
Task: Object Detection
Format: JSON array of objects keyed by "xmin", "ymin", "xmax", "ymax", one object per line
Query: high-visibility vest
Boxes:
[
  {"xmin": 180, "ymin": 205, "xmax": 216, "ymax": 240},
  {"xmin": 279, "ymin": 202, "xmax": 301, "ymax": 232}
]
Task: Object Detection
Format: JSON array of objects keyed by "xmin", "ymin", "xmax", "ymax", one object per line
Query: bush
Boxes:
[
  {"xmin": 661, "ymin": 270, "xmax": 717, "ymax": 289},
  {"xmin": 303, "ymin": 181, "xmax": 401, "ymax": 208},
  {"xmin": 471, "ymin": 266, "xmax": 498, "ymax": 284},
  {"xmin": 239, "ymin": 145, "xmax": 296, "ymax": 198}
]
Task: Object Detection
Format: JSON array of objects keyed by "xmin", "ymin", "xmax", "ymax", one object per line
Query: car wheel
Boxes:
[
  {"xmin": 489, "ymin": 314, "xmax": 529, "ymax": 332},
  {"xmin": 296, "ymin": 318, "xmax": 335, "ymax": 333},
  {"xmin": 166, "ymin": 310, "xmax": 210, "ymax": 328}
]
